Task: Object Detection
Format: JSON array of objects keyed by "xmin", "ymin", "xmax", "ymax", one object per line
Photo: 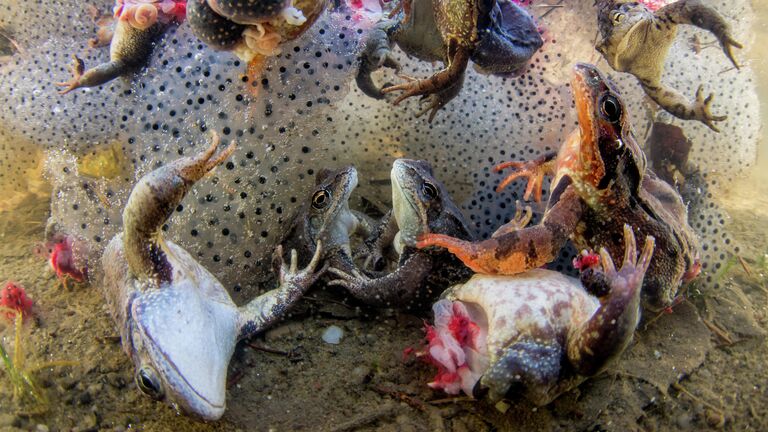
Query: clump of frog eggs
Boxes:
[{"xmin": 0, "ymin": 0, "xmax": 759, "ymax": 301}]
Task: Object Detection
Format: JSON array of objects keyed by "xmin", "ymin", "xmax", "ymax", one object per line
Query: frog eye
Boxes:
[
  {"xmin": 422, "ymin": 182, "xmax": 439, "ymax": 200},
  {"xmin": 612, "ymin": 11, "xmax": 625, "ymax": 24},
  {"xmin": 136, "ymin": 366, "xmax": 164, "ymax": 400},
  {"xmin": 312, "ymin": 190, "xmax": 332, "ymax": 209},
  {"xmin": 600, "ymin": 94, "xmax": 622, "ymax": 124}
]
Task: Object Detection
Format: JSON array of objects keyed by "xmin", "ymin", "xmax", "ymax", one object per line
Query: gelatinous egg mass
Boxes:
[{"xmin": 0, "ymin": 0, "xmax": 757, "ymax": 303}]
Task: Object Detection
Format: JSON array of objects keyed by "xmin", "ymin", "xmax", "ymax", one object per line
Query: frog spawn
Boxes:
[{"xmin": 0, "ymin": 0, "xmax": 758, "ymax": 303}]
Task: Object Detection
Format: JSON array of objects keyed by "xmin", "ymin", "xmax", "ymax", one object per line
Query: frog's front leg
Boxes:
[
  {"xmin": 381, "ymin": 40, "xmax": 470, "ymax": 114},
  {"xmin": 327, "ymin": 251, "xmax": 433, "ymax": 306},
  {"xmin": 655, "ymin": 0, "xmax": 742, "ymax": 69},
  {"xmin": 237, "ymin": 241, "xmax": 327, "ymax": 339},
  {"xmin": 354, "ymin": 209, "xmax": 398, "ymax": 272},
  {"xmin": 418, "ymin": 186, "xmax": 584, "ymax": 275},
  {"xmin": 567, "ymin": 225, "xmax": 655, "ymax": 376},
  {"xmin": 356, "ymin": 19, "xmax": 402, "ymax": 99}
]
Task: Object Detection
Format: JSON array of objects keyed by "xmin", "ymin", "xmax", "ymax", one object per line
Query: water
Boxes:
[{"xmin": 0, "ymin": 0, "xmax": 766, "ymax": 430}]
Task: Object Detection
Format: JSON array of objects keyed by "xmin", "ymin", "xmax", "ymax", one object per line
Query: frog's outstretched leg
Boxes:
[
  {"xmin": 568, "ymin": 225, "xmax": 654, "ymax": 376},
  {"xmin": 640, "ymin": 81, "xmax": 726, "ymax": 132},
  {"xmin": 493, "ymin": 151, "xmax": 557, "ymax": 200},
  {"xmin": 655, "ymin": 0, "xmax": 742, "ymax": 69},
  {"xmin": 237, "ymin": 241, "xmax": 327, "ymax": 339},
  {"xmin": 381, "ymin": 41, "xmax": 470, "ymax": 111},
  {"xmin": 418, "ymin": 186, "xmax": 584, "ymax": 275},
  {"xmin": 122, "ymin": 132, "xmax": 236, "ymax": 282},
  {"xmin": 56, "ymin": 22, "xmax": 162, "ymax": 94},
  {"xmin": 327, "ymin": 251, "xmax": 433, "ymax": 306}
]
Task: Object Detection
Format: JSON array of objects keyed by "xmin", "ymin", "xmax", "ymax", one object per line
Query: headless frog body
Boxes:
[
  {"xmin": 101, "ymin": 133, "xmax": 324, "ymax": 420},
  {"xmin": 418, "ymin": 63, "xmax": 701, "ymax": 311}
]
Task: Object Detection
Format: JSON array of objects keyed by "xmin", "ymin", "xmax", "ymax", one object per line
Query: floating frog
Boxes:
[
  {"xmin": 356, "ymin": 0, "xmax": 543, "ymax": 121},
  {"xmin": 329, "ymin": 159, "xmax": 475, "ymax": 307},
  {"xmin": 417, "ymin": 63, "xmax": 700, "ymax": 311},
  {"xmin": 56, "ymin": 0, "xmax": 186, "ymax": 94},
  {"xmin": 279, "ymin": 166, "xmax": 377, "ymax": 274},
  {"xmin": 425, "ymin": 225, "xmax": 654, "ymax": 404},
  {"xmin": 101, "ymin": 133, "xmax": 324, "ymax": 420},
  {"xmin": 595, "ymin": 0, "xmax": 742, "ymax": 132},
  {"xmin": 187, "ymin": 0, "xmax": 326, "ymax": 86}
]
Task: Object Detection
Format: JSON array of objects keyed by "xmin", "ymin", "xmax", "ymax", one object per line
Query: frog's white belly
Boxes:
[{"xmin": 443, "ymin": 269, "xmax": 600, "ymax": 363}]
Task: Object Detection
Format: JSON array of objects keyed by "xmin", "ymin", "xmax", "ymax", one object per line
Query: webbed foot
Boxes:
[
  {"xmin": 493, "ymin": 151, "xmax": 557, "ymax": 201},
  {"xmin": 567, "ymin": 225, "xmax": 655, "ymax": 376},
  {"xmin": 413, "ymin": 75, "xmax": 464, "ymax": 122},
  {"xmin": 692, "ymin": 84, "xmax": 727, "ymax": 132},
  {"xmin": 55, "ymin": 55, "xmax": 85, "ymax": 95},
  {"xmin": 492, "ymin": 201, "xmax": 532, "ymax": 238},
  {"xmin": 589, "ymin": 224, "xmax": 655, "ymax": 298}
]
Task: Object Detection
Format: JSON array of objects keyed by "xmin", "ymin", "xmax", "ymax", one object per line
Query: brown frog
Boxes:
[
  {"xmin": 417, "ymin": 63, "xmax": 701, "ymax": 311},
  {"xmin": 56, "ymin": 0, "xmax": 186, "ymax": 94},
  {"xmin": 594, "ymin": 0, "xmax": 742, "ymax": 132}
]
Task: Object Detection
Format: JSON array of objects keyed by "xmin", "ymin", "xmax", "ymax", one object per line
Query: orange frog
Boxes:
[{"xmin": 417, "ymin": 63, "xmax": 701, "ymax": 311}]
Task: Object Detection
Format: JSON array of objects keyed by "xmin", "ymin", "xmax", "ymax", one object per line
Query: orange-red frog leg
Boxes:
[{"xmin": 418, "ymin": 182, "xmax": 586, "ymax": 275}]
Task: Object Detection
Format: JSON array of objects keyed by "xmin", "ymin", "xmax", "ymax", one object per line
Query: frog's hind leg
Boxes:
[
  {"xmin": 382, "ymin": 41, "xmax": 470, "ymax": 117},
  {"xmin": 122, "ymin": 132, "xmax": 236, "ymax": 282},
  {"xmin": 567, "ymin": 225, "xmax": 655, "ymax": 377},
  {"xmin": 654, "ymin": 0, "xmax": 742, "ymax": 69},
  {"xmin": 639, "ymin": 79, "xmax": 726, "ymax": 132}
]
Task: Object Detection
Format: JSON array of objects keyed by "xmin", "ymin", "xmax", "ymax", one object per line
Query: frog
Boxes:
[
  {"xmin": 424, "ymin": 225, "xmax": 655, "ymax": 404},
  {"xmin": 187, "ymin": 0, "xmax": 326, "ymax": 87},
  {"xmin": 328, "ymin": 158, "xmax": 475, "ymax": 307},
  {"xmin": 356, "ymin": 0, "xmax": 543, "ymax": 121},
  {"xmin": 56, "ymin": 0, "xmax": 186, "ymax": 94},
  {"xmin": 417, "ymin": 63, "xmax": 701, "ymax": 311},
  {"xmin": 101, "ymin": 132, "xmax": 325, "ymax": 420},
  {"xmin": 594, "ymin": 0, "xmax": 742, "ymax": 132},
  {"xmin": 279, "ymin": 166, "xmax": 378, "ymax": 275}
]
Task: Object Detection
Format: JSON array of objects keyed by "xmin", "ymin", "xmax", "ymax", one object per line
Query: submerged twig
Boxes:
[{"xmin": 372, "ymin": 384, "xmax": 428, "ymax": 412}]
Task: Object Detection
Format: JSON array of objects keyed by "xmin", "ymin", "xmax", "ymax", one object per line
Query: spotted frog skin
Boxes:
[
  {"xmin": 328, "ymin": 159, "xmax": 475, "ymax": 307},
  {"xmin": 428, "ymin": 225, "xmax": 654, "ymax": 404},
  {"xmin": 595, "ymin": 0, "xmax": 742, "ymax": 132},
  {"xmin": 101, "ymin": 133, "xmax": 324, "ymax": 420},
  {"xmin": 418, "ymin": 63, "xmax": 701, "ymax": 311},
  {"xmin": 356, "ymin": 0, "xmax": 542, "ymax": 121},
  {"xmin": 56, "ymin": 0, "xmax": 185, "ymax": 94}
]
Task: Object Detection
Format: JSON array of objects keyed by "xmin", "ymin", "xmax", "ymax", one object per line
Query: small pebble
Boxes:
[
  {"xmin": 653, "ymin": 350, "xmax": 662, "ymax": 359},
  {"xmin": 705, "ymin": 409, "xmax": 725, "ymax": 428},
  {"xmin": 322, "ymin": 325, "xmax": 344, "ymax": 344},
  {"xmin": 36, "ymin": 424, "xmax": 49, "ymax": 432}
]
